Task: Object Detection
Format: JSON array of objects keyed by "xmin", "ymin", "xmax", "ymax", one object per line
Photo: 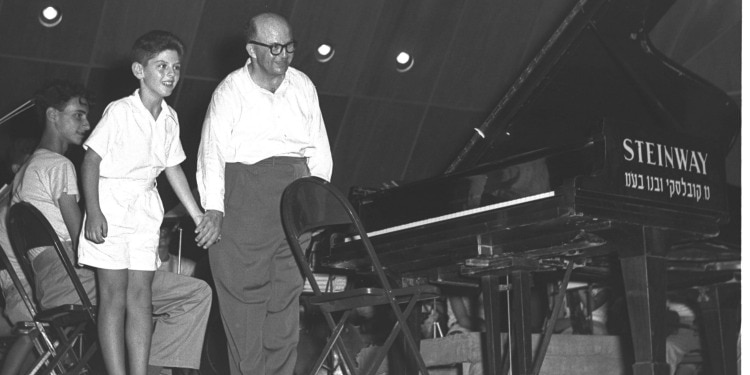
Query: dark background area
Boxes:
[{"xmin": 0, "ymin": 0, "xmax": 740, "ymax": 211}]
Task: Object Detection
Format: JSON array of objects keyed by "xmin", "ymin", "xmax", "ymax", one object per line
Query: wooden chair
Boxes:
[
  {"xmin": 7, "ymin": 202, "xmax": 99, "ymax": 375},
  {"xmin": 280, "ymin": 176, "xmax": 441, "ymax": 375}
]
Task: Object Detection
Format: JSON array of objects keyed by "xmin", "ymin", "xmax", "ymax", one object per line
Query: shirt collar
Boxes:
[{"xmin": 131, "ymin": 89, "xmax": 171, "ymax": 120}]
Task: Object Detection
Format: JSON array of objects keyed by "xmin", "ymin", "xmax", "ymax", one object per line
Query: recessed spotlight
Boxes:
[
  {"xmin": 395, "ymin": 51, "xmax": 414, "ymax": 73},
  {"xmin": 315, "ymin": 43, "xmax": 335, "ymax": 63},
  {"xmin": 39, "ymin": 5, "xmax": 62, "ymax": 28}
]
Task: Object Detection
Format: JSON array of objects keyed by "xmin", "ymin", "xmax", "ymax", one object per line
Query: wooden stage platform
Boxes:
[{"xmin": 420, "ymin": 332, "xmax": 626, "ymax": 375}]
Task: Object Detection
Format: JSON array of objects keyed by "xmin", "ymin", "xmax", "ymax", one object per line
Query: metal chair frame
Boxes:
[
  {"xmin": 0, "ymin": 244, "xmax": 64, "ymax": 375},
  {"xmin": 7, "ymin": 202, "xmax": 99, "ymax": 375},
  {"xmin": 281, "ymin": 176, "xmax": 441, "ymax": 375}
]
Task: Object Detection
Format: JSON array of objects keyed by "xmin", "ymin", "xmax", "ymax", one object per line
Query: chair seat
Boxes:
[
  {"xmin": 35, "ymin": 305, "xmax": 95, "ymax": 327},
  {"xmin": 310, "ymin": 284, "xmax": 441, "ymax": 312},
  {"xmin": 11, "ymin": 321, "xmax": 45, "ymax": 336}
]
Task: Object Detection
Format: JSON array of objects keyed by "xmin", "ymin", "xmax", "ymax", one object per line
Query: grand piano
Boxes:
[{"xmin": 315, "ymin": 0, "xmax": 740, "ymax": 374}]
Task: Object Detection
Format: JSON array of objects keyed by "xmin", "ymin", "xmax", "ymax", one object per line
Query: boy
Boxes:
[
  {"xmin": 12, "ymin": 80, "xmax": 210, "ymax": 375},
  {"xmin": 79, "ymin": 31, "xmax": 207, "ymax": 375}
]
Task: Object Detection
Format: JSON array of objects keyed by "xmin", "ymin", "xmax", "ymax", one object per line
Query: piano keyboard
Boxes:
[{"xmin": 353, "ymin": 191, "xmax": 556, "ymax": 240}]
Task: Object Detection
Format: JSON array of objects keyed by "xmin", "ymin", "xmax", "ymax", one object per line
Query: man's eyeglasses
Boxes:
[{"xmin": 248, "ymin": 40, "xmax": 297, "ymax": 56}]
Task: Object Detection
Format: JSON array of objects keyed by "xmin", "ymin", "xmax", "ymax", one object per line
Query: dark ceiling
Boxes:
[{"xmin": 0, "ymin": 0, "xmax": 741, "ymax": 210}]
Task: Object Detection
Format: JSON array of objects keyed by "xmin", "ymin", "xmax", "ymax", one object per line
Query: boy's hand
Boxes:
[
  {"xmin": 191, "ymin": 213, "xmax": 204, "ymax": 228},
  {"xmin": 195, "ymin": 210, "xmax": 222, "ymax": 249},
  {"xmin": 84, "ymin": 210, "xmax": 108, "ymax": 244}
]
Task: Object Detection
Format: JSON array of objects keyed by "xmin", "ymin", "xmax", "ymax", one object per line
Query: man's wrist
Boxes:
[{"xmin": 206, "ymin": 209, "xmax": 224, "ymax": 217}]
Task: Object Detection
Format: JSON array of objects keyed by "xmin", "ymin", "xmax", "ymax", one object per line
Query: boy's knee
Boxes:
[
  {"xmin": 99, "ymin": 284, "xmax": 127, "ymax": 306},
  {"xmin": 127, "ymin": 286, "xmax": 153, "ymax": 306},
  {"xmin": 186, "ymin": 279, "xmax": 212, "ymax": 312}
]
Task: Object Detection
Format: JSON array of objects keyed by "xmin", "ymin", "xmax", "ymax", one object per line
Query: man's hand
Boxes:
[{"xmin": 195, "ymin": 209, "xmax": 223, "ymax": 249}]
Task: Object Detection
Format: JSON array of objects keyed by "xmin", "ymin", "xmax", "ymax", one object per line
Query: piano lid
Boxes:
[{"xmin": 446, "ymin": 0, "xmax": 740, "ymax": 174}]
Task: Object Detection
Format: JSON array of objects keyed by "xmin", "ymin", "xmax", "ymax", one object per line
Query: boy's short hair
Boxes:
[
  {"xmin": 131, "ymin": 30, "xmax": 185, "ymax": 65},
  {"xmin": 33, "ymin": 79, "xmax": 92, "ymax": 126}
]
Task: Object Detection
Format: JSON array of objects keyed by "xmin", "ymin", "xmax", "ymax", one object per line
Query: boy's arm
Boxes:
[
  {"xmin": 81, "ymin": 149, "xmax": 107, "ymax": 243},
  {"xmin": 164, "ymin": 165, "xmax": 202, "ymax": 225},
  {"xmin": 58, "ymin": 193, "xmax": 82, "ymax": 250},
  {"xmin": 164, "ymin": 165, "xmax": 218, "ymax": 249}
]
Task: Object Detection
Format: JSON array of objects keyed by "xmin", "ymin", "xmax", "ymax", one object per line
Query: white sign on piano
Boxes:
[
  {"xmin": 623, "ymin": 172, "xmax": 711, "ymax": 202},
  {"xmin": 621, "ymin": 137, "xmax": 712, "ymax": 202}
]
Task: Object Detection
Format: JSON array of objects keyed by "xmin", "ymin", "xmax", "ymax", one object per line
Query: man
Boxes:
[
  {"xmin": 11, "ymin": 80, "xmax": 211, "ymax": 375},
  {"xmin": 196, "ymin": 12, "xmax": 333, "ymax": 375}
]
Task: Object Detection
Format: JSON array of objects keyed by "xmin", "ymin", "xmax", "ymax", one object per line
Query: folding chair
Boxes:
[
  {"xmin": 7, "ymin": 202, "xmax": 99, "ymax": 375},
  {"xmin": 0, "ymin": 245, "xmax": 63, "ymax": 375},
  {"xmin": 281, "ymin": 176, "xmax": 441, "ymax": 375}
]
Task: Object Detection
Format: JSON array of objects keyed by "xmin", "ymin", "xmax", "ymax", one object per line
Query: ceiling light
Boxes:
[
  {"xmin": 39, "ymin": 4, "xmax": 62, "ymax": 28},
  {"xmin": 395, "ymin": 52, "xmax": 414, "ymax": 73},
  {"xmin": 315, "ymin": 43, "xmax": 335, "ymax": 63}
]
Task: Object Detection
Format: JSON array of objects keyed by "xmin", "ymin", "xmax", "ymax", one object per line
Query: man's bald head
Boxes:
[{"xmin": 245, "ymin": 12, "xmax": 292, "ymax": 43}]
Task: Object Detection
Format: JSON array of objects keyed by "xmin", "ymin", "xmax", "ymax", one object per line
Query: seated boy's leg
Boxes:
[
  {"xmin": 32, "ymin": 245, "xmax": 97, "ymax": 310},
  {"xmin": 125, "ymin": 270, "xmax": 155, "ymax": 375},
  {"xmin": 149, "ymin": 271, "xmax": 211, "ymax": 370},
  {"xmin": 97, "ymin": 268, "xmax": 128, "ymax": 375}
]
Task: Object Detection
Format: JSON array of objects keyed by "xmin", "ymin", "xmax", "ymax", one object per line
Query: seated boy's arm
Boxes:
[
  {"xmin": 81, "ymin": 149, "xmax": 107, "ymax": 243},
  {"xmin": 58, "ymin": 193, "xmax": 82, "ymax": 250}
]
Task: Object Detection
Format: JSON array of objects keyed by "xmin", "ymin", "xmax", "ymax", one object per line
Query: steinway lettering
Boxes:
[
  {"xmin": 621, "ymin": 138, "xmax": 713, "ymax": 202},
  {"xmin": 622, "ymin": 138, "xmax": 708, "ymax": 175}
]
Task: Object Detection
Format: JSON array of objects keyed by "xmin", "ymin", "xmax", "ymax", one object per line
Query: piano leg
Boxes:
[
  {"xmin": 481, "ymin": 270, "xmax": 533, "ymax": 375},
  {"xmin": 696, "ymin": 282, "xmax": 740, "ymax": 375},
  {"xmin": 482, "ymin": 274, "xmax": 505, "ymax": 375},
  {"xmin": 509, "ymin": 270, "xmax": 533, "ymax": 374},
  {"xmin": 618, "ymin": 227, "xmax": 670, "ymax": 375}
]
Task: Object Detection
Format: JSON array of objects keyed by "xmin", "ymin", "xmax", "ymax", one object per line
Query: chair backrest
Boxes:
[
  {"xmin": 281, "ymin": 177, "xmax": 396, "ymax": 295},
  {"xmin": 7, "ymin": 202, "xmax": 95, "ymax": 321},
  {"xmin": 0, "ymin": 243, "xmax": 40, "ymax": 319}
]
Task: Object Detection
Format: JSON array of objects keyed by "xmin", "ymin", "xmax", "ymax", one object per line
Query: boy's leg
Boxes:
[
  {"xmin": 32, "ymin": 245, "xmax": 98, "ymax": 309},
  {"xmin": 126, "ymin": 270, "xmax": 155, "ymax": 375},
  {"xmin": 97, "ymin": 268, "xmax": 128, "ymax": 375}
]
